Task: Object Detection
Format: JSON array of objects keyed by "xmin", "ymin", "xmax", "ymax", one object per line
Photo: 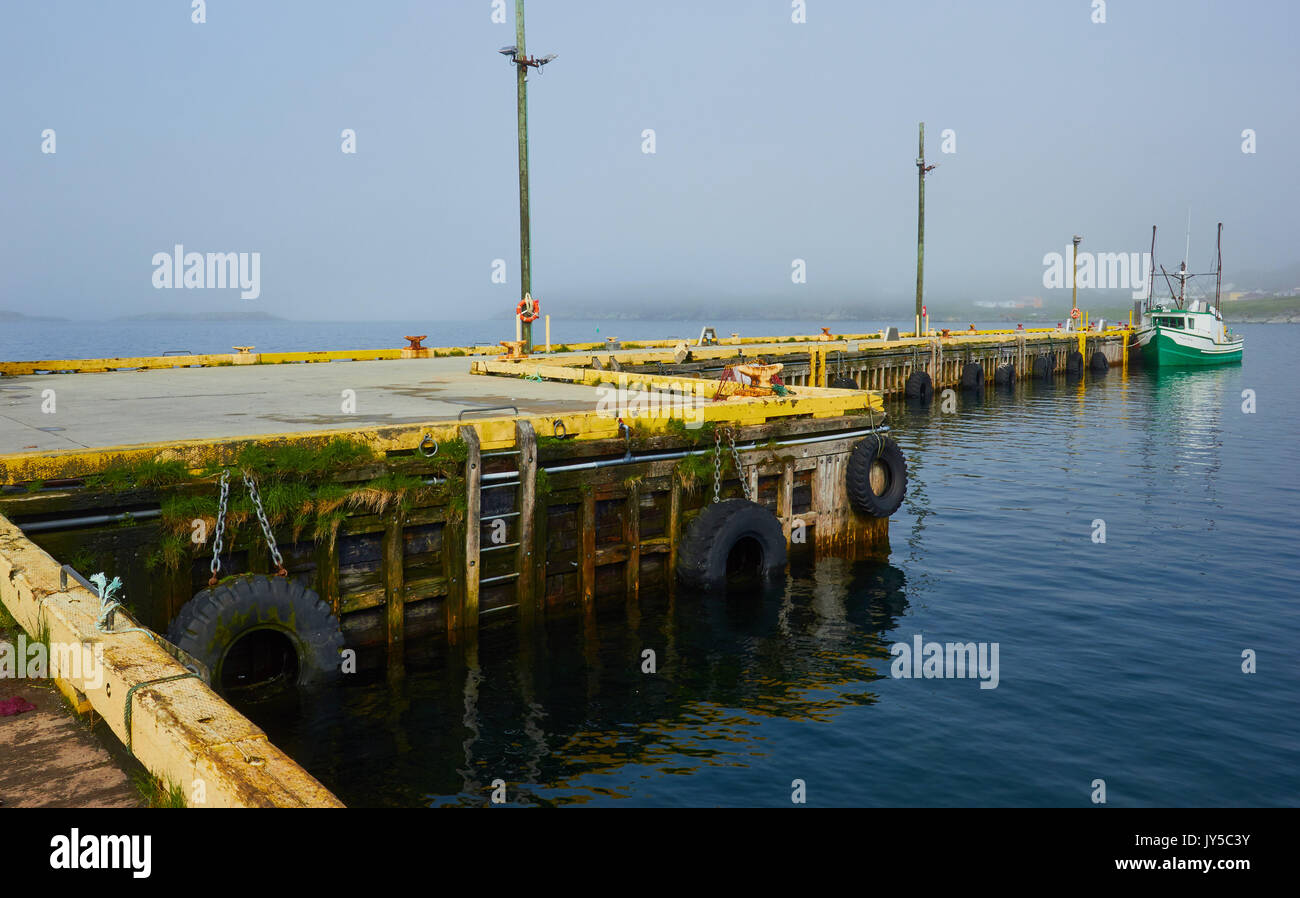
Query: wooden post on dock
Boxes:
[
  {"xmin": 668, "ymin": 477, "xmax": 682, "ymax": 585},
  {"xmin": 515, "ymin": 420, "xmax": 538, "ymax": 623},
  {"xmin": 315, "ymin": 535, "xmax": 340, "ymax": 617},
  {"xmin": 443, "ymin": 512, "xmax": 466, "ymax": 638},
  {"xmin": 624, "ymin": 480, "xmax": 640, "ymax": 603},
  {"xmin": 779, "ymin": 460, "xmax": 795, "ymax": 549},
  {"xmin": 580, "ymin": 488, "xmax": 596, "ymax": 606},
  {"xmin": 460, "ymin": 425, "xmax": 482, "ymax": 629},
  {"xmin": 384, "ymin": 510, "xmax": 406, "ymax": 650}
]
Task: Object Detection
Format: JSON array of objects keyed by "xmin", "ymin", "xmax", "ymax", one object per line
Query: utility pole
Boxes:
[
  {"xmin": 500, "ymin": 1, "xmax": 556, "ymax": 352},
  {"xmin": 514, "ymin": 0, "xmax": 531, "ymax": 351},
  {"xmin": 915, "ymin": 123, "xmax": 936, "ymax": 337}
]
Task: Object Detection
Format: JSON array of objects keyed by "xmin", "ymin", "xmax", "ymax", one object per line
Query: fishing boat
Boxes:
[{"xmin": 1132, "ymin": 222, "xmax": 1244, "ymax": 367}]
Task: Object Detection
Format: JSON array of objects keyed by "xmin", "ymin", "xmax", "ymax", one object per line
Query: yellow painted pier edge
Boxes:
[{"xmin": 0, "ymin": 516, "xmax": 344, "ymax": 807}]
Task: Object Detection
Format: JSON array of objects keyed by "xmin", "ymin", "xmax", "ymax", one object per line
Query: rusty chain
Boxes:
[
  {"xmin": 207, "ymin": 469, "xmax": 230, "ymax": 586},
  {"xmin": 243, "ymin": 470, "xmax": 287, "ymax": 577},
  {"xmin": 208, "ymin": 467, "xmax": 287, "ymax": 585},
  {"xmin": 727, "ymin": 428, "xmax": 752, "ymax": 503}
]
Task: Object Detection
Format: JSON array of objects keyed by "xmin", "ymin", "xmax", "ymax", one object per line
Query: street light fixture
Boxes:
[{"xmin": 500, "ymin": 1, "xmax": 558, "ymax": 352}]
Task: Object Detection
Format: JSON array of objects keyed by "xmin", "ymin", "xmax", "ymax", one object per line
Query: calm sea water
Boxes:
[{"xmin": 10, "ymin": 319, "xmax": 1295, "ymax": 807}]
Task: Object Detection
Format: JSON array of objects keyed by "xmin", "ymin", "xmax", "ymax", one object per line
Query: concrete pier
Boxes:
[{"xmin": 0, "ymin": 327, "xmax": 1126, "ymax": 807}]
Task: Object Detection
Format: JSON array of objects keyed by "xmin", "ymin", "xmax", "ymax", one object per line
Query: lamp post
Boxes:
[
  {"xmin": 915, "ymin": 123, "xmax": 937, "ymax": 337},
  {"xmin": 1071, "ymin": 235, "xmax": 1082, "ymax": 326},
  {"xmin": 499, "ymin": 0, "xmax": 557, "ymax": 352}
]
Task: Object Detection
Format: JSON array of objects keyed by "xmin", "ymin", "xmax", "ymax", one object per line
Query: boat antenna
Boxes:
[{"xmin": 1184, "ymin": 207, "xmax": 1192, "ymax": 271}]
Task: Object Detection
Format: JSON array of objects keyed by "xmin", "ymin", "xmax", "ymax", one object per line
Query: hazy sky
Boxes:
[{"xmin": 2, "ymin": 0, "xmax": 1296, "ymax": 320}]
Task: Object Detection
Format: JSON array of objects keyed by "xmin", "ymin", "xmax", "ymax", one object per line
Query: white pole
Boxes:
[{"xmin": 545, "ymin": 314, "xmax": 551, "ymax": 352}]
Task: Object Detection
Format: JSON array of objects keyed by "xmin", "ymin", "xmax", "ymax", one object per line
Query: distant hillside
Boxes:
[
  {"xmin": 1220, "ymin": 295, "xmax": 1300, "ymax": 323},
  {"xmin": 518, "ymin": 296, "xmax": 901, "ymax": 322},
  {"xmin": 0, "ymin": 309, "xmax": 67, "ymax": 322},
  {"xmin": 114, "ymin": 311, "xmax": 287, "ymax": 322},
  {"xmin": 1225, "ymin": 262, "xmax": 1300, "ymax": 296}
]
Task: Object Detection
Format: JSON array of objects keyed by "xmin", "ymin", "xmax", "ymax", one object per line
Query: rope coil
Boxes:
[{"xmin": 89, "ymin": 572, "xmax": 154, "ymax": 642}]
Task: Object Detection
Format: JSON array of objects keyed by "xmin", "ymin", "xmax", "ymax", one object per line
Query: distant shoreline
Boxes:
[
  {"xmin": 113, "ymin": 311, "xmax": 287, "ymax": 322},
  {"xmin": 0, "ymin": 310, "xmax": 67, "ymax": 322}
]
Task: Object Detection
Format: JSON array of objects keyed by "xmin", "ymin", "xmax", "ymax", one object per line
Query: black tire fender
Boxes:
[
  {"xmin": 994, "ymin": 363, "xmax": 1015, "ymax": 387},
  {"xmin": 1089, "ymin": 350, "xmax": 1110, "ymax": 372},
  {"xmin": 1033, "ymin": 354, "xmax": 1053, "ymax": 380},
  {"xmin": 846, "ymin": 434, "xmax": 908, "ymax": 518},
  {"xmin": 1065, "ymin": 350, "xmax": 1084, "ymax": 376},
  {"xmin": 167, "ymin": 574, "xmax": 345, "ymax": 691},
  {"xmin": 829, "ymin": 375, "xmax": 858, "ymax": 390},
  {"xmin": 959, "ymin": 362, "xmax": 984, "ymax": 394},
  {"xmin": 676, "ymin": 499, "xmax": 787, "ymax": 591},
  {"xmin": 904, "ymin": 370, "xmax": 933, "ymax": 403}
]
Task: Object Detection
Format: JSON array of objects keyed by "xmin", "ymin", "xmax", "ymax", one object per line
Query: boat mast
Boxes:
[
  {"xmin": 1215, "ymin": 222, "xmax": 1223, "ymax": 308},
  {"xmin": 1146, "ymin": 225, "xmax": 1156, "ymax": 314}
]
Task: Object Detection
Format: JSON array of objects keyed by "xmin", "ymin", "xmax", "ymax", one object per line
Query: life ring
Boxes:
[
  {"xmin": 167, "ymin": 574, "xmax": 344, "ymax": 695},
  {"xmin": 846, "ymin": 434, "xmax": 908, "ymax": 517},
  {"xmin": 676, "ymin": 499, "xmax": 787, "ymax": 590},
  {"xmin": 516, "ymin": 297, "xmax": 541, "ymax": 323}
]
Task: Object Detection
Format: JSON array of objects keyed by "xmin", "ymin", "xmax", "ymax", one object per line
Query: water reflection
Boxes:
[
  {"xmin": 238, "ymin": 558, "xmax": 911, "ymax": 807},
  {"xmin": 1133, "ymin": 367, "xmax": 1228, "ymax": 523}
]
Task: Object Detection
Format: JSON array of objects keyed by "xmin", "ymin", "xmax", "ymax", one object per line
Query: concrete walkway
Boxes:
[
  {"xmin": 0, "ymin": 632, "xmax": 140, "ymax": 808},
  {"xmin": 0, "ymin": 357, "xmax": 606, "ymax": 455}
]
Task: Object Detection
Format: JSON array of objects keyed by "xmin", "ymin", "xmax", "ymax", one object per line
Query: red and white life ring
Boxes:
[{"xmin": 516, "ymin": 296, "xmax": 541, "ymax": 323}]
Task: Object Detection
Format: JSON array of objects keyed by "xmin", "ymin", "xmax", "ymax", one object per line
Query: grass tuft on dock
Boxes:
[{"xmin": 132, "ymin": 770, "xmax": 187, "ymax": 808}]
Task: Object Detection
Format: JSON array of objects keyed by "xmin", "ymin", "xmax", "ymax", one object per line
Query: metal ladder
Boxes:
[{"xmin": 477, "ymin": 447, "xmax": 523, "ymax": 609}]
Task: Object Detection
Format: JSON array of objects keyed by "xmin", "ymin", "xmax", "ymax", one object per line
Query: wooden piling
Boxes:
[
  {"xmin": 460, "ymin": 424, "xmax": 482, "ymax": 629},
  {"xmin": 515, "ymin": 420, "xmax": 538, "ymax": 623},
  {"xmin": 384, "ymin": 511, "xmax": 405, "ymax": 648},
  {"xmin": 779, "ymin": 460, "xmax": 795, "ymax": 548},
  {"xmin": 580, "ymin": 488, "xmax": 596, "ymax": 607},
  {"xmin": 315, "ymin": 534, "xmax": 341, "ymax": 617},
  {"xmin": 443, "ymin": 514, "xmax": 467, "ymax": 637},
  {"xmin": 668, "ymin": 477, "xmax": 682, "ymax": 578},
  {"xmin": 624, "ymin": 480, "xmax": 640, "ymax": 603}
]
